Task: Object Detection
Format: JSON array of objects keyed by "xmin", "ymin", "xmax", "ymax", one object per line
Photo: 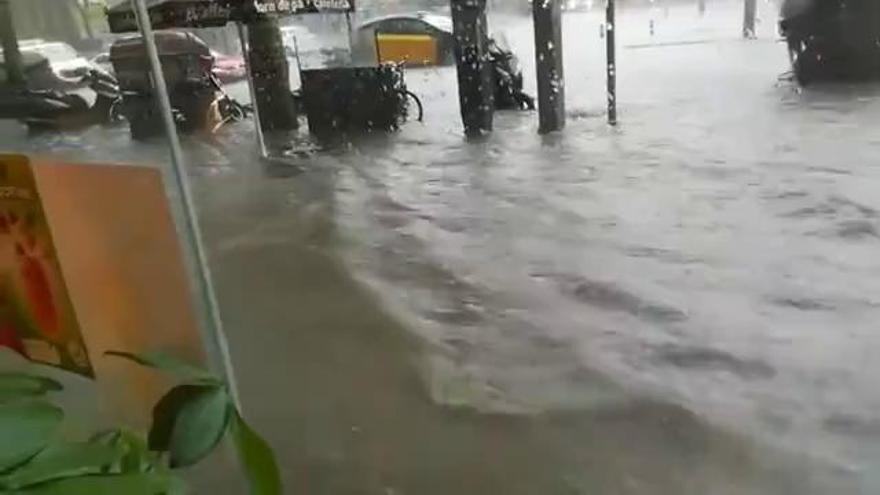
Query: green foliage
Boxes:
[
  {"xmin": 105, "ymin": 351, "xmax": 220, "ymax": 385},
  {"xmin": 0, "ymin": 374, "xmax": 62, "ymax": 403},
  {"xmin": 167, "ymin": 385, "xmax": 229, "ymax": 468},
  {"xmin": 89, "ymin": 429, "xmax": 156, "ymax": 474},
  {"xmin": 148, "ymin": 385, "xmax": 208, "ymax": 453},
  {"xmin": 0, "ymin": 401, "xmax": 63, "ymax": 474},
  {"xmin": 0, "ymin": 442, "xmax": 123, "ymax": 489},
  {"xmin": 0, "ymin": 352, "xmax": 281, "ymax": 495},
  {"xmin": 4, "ymin": 472, "xmax": 187, "ymax": 495},
  {"xmin": 231, "ymin": 412, "xmax": 282, "ymax": 495}
]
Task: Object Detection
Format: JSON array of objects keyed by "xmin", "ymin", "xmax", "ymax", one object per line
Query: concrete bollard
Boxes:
[
  {"xmin": 451, "ymin": 0, "xmax": 494, "ymax": 137},
  {"xmin": 532, "ymin": 0, "xmax": 565, "ymax": 134}
]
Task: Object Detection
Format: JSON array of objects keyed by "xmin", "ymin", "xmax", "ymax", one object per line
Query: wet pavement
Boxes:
[{"xmin": 2, "ymin": 1, "xmax": 880, "ymax": 493}]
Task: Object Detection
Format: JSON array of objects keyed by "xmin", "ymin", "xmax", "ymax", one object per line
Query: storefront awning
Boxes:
[{"xmin": 107, "ymin": 0, "xmax": 355, "ymax": 34}]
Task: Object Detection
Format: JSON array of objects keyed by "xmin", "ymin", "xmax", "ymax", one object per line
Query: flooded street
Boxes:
[{"xmin": 3, "ymin": 1, "xmax": 880, "ymax": 493}]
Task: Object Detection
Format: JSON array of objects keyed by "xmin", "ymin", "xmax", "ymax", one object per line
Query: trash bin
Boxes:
[{"xmin": 299, "ymin": 63, "xmax": 409, "ymax": 136}]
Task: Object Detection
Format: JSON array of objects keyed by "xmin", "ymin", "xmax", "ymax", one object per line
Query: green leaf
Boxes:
[
  {"xmin": 89, "ymin": 429, "xmax": 153, "ymax": 473},
  {"xmin": 5, "ymin": 472, "xmax": 186, "ymax": 495},
  {"xmin": 231, "ymin": 412, "xmax": 281, "ymax": 495},
  {"xmin": 148, "ymin": 385, "xmax": 207, "ymax": 454},
  {"xmin": 0, "ymin": 442, "xmax": 122, "ymax": 489},
  {"xmin": 116, "ymin": 430, "xmax": 153, "ymax": 473},
  {"xmin": 0, "ymin": 402, "xmax": 62, "ymax": 473},
  {"xmin": 0, "ymin": 374, "xmax": 62, "ymax": 403},
  {"xmin": 104, "ymin": 351, "xmax": 218, "ymax": 384},
  {"xmin": 167, "ymin": 386, "xmax": 230, "ymax": 468}
]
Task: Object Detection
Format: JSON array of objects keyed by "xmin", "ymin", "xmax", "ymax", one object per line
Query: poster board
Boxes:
[
  {"xmin": 0, "ymin": 155, "xmax": 92, "ymax": 376},
  {"xmin": 0, "ymin": 154, "xmax": 207, "ymax": 420}
]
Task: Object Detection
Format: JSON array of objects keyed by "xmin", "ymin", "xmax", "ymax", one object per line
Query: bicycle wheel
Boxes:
[{"xmin": 405, "ymin": 90, "xmax": 424, "ymax": 122}]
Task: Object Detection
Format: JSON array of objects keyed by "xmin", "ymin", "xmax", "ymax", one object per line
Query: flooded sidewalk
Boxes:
[{"xmin": 194, "ymin": 157, "xmax": 853, "ymax": 495}]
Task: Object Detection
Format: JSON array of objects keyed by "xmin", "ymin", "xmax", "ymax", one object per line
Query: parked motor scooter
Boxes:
[
  {"xmin": 20, "ymin": 69, "xmax": 122, "ymax": 131},
  {"xmin": 0, "ymin": 52, "xmax": 122, "ymax": 131},
  {"xmin": 488, "ymin": 37, "xmax": 535, "ymax": 111}
]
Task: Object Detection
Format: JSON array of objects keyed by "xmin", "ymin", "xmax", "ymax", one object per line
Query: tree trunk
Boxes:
[
  {"xmin": 247, "ymin": 17, "xmax": 297, "ymax": 132},
  {"xmin": 450, "ymin": 0, "xmax": 494, "ymax": 136},
  {"xmin": 533, "ymin": 0, "xmax": 565, "ymax": 133},
  {"xmin": 0, "ymin": 0, "xmax": 25, "ymax": 87}
]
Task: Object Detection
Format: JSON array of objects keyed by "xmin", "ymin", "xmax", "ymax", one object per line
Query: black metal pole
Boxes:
[
  {"xmin": 743, "ymin": 0, "xmax": 757, "ymax": 38},
  {"xmin": 606, "ymin": 0, "xmax": 617, "ymax": 125},
  {"xmin": 0, "ymin": 0, "xmax": 25, "ymax": 87},
  {"xmin": 532, "ymin": 0, "xmax": 565, "ymax": 133},
  {"xmin": 451, "ymin": 0, "xmax": 494, "ymax": 137}
]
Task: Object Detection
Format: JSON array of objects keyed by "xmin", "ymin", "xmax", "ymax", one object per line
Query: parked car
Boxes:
[
  {"xmin": 17, "ymin": 40, "xmax": 101, "ymax": 79},
  {"xmin": 523, "ymin": 0, "xmax": 594, "ymax": 13},
  {"xmin": 563, "ymin": 0, "xmax": 594, "ymax": 11},
  {"xmin": 353, "ymin": 12, "xmax": 454, "ymax": 66},
  {"xmin": 90, "ymin": 52, "xmax": 114, "ymax": 74},
  {"xmin": 210, "ymin": 50, "xmax": 247, "ymax": 83},
  {"xmin": 280, "ymin": 23, "xmax": 350, "ymax": 70},
  {"xmin": 280, "ymin": 24, "xmax": 322, "ymax": 62}
]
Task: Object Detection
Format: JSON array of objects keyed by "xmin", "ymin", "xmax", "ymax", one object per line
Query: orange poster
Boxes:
[{"xmin": 0, "ymin": 154, "xmax": 93, "ymax": 377}]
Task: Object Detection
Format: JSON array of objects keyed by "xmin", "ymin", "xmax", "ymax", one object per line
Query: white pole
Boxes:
[
  {"xmin": 236, "ymin": 22, "xmax": 269, "ymax": 159},
  {"xmin": 130, "ymin": 0, "xmax": 241, "ymax": 407},
  {"xmin": 345, "ymin": 12, "xmax": 354, "ymax": 55}
]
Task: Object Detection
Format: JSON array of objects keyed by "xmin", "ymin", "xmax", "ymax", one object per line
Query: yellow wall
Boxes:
[{"xmin": 376, "ymin": 34, "xmax": 438, "ymax": 66}]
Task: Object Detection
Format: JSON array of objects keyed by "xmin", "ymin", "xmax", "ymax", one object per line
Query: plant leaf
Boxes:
[
  {"xmin": 168, "ymin": 385, "xmax": 230, "ymax": 468},
  {"xmin": 4, "ymin": 472, "xmax": 186, "ymax": 495},
  {"xmin": 0, "ymin": 401, "xmax": 62, "ymax": 473},
  {"xmin": 0, "ymin": 374, "xmax": 62, "ymax": 404},
  {"xmin": 148, "ymin": 385, "xmax": 207, "ymax": 454},
  {"xmin": 231, "ymin": 412, "xmax": 281, "ymax": 495},
  {"xmin": 89, "ymin": 429, "xmax": 153, "ymax": 473},
  {"xmin": 104, "ymin": 351, "xmax": 218, "ymax": 384},
  {"xmin": 116, "ymin": 430, "xmax": 153, "ymax": 473},
  {"xmin": 0, "ymin": 442, "xmax": 123, "ymax": 489}
]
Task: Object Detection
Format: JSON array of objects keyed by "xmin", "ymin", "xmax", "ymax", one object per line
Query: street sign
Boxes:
[
  {"xmin": 248, "ymin": 0, "xmax": 354, "ymax": 15},
  {"xmin": 107, "ymin": 0, "xmax": 355, "ymax": 33}
]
